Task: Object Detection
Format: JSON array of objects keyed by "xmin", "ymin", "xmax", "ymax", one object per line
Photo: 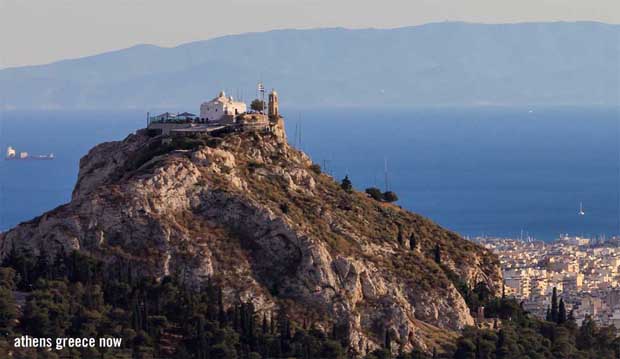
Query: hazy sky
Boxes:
[{"xmin": 1, "ymin": 0, "xmax": 619, "ymax": 69}]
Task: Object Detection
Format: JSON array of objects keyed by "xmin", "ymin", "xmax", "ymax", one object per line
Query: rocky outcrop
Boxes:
[{"xmin": 0, "ymin": 124, "xmax": 501, "ymax": 355}]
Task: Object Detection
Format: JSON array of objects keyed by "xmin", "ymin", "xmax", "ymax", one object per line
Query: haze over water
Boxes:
[{"xmin": 0, "ymin": 106, "xmax": 618, "ymax": 241}]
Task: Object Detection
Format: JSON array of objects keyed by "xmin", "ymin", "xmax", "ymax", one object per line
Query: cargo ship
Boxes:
[{"xmin": 5, "ymin": 146, "xmax": 54, "ymax": 160}]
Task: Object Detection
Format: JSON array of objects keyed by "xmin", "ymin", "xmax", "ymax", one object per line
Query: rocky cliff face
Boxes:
[{"xmin": 0, "ymin": 123, "xmax": 501, "ymax": 355}]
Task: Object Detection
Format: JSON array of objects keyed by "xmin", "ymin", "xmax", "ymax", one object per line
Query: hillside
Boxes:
[
  {"xmin": 0, "ymin": 121, "xmax": 502, "ymax": 355},
  {"xmin": 1, "ymin": 21, "xmax": 618, "ymax": 109}
]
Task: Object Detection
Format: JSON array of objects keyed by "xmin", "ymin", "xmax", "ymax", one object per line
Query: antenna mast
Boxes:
[
  {"xmin": 384, "ymin": 157, "xmax": 389, "ymax": 192},
  {"xmin": 298, "ymin": 113, "xmax": 302, "ymax": 149}
]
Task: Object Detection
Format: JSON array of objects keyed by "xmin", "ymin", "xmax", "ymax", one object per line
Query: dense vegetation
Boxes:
[
  {"xmin": 451, "ymin": 294, "xmax": 620, "ymax": 359},
  {"xmin": 2, "ymin": 247, "xmax": 620, "ymax": 358},
  {"xmin": 0, "ymin": 247, "xmax": 350, "ymax": 358}
]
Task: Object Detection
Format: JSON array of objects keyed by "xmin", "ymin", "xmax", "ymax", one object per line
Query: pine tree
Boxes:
[
  {"xmin": 340, "ymin": 175, "xmax": 353, "ymax": 193},
  {"xmin": 551, "ymin": 287, "xmax": 559, "ymax": 323},
  {"xmin": 558, "ymin": 298, "xmax": 567, "ymax": 324},
  {"xmin": 250, "ymin": 99, "xmax": 265, "ymax": 112}
]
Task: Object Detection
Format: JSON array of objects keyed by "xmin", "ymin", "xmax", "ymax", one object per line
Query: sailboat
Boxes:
[{"xmin": 578, "ymin": 202, "xmax": 585, "ymax": 216}]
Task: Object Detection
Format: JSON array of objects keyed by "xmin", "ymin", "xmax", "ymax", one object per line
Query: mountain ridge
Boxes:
[{"xmin": 2, "ymin": 21, "xmax": 618, "ymax": 109}]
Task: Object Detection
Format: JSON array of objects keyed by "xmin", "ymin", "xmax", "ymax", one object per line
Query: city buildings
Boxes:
[{"xmin": 477, "ymin": 235, "xmax": 620, "ymax": 328}]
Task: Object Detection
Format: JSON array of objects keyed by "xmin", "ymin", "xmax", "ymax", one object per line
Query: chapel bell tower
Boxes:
[{"xmin": 268, "ymin": 90, "xmax": 279, "ymax": 118}]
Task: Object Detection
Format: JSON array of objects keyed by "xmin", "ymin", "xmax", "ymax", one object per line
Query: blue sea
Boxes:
[{"xmin": 1, "ymin": 106, "xmax": 618, "ymax": 241}]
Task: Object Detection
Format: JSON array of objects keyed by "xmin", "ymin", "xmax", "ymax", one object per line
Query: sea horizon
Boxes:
[{"xmin": 1, "ymin": 105, "xmax": 619, "ymax": 241}]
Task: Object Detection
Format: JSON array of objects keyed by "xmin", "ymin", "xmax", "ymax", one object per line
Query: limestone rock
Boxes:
[{"xmin": 0, "ymin": 129, "xmax": 501, "ymax": 356}]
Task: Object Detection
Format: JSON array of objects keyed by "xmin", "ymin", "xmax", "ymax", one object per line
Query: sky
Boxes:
[{"xmin": 1, "ymin": 0, "xmax": 619, "ymax": 69}]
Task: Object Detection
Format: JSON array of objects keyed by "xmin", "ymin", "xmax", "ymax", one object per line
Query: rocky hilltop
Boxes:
[{"xmin": 0, "ymin": 123, "xmax": 501, "ymax": 355}]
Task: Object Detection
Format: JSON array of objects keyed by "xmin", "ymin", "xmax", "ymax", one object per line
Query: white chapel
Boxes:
[{"xmin": 199, "ymin": 91, "xmax": 247, "ymax": 122}]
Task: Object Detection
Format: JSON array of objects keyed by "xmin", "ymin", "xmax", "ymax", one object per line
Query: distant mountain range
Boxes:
[{"xmin": 1, "ymin": 22, "xmax": 618, "ymax": 110}]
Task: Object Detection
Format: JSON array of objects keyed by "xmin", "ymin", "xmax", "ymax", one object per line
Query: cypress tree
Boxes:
[
  {"xmin": 558, "ymin": 298, "xmax": 567, "ymax": 324},
  {"xmin": 384, "ymin": 328, "xmax": 392, "ymax": 352},
  {"xmin": 270, "ymin": 312, "xmax": 275, "ymax": 335},
  {"xmin": 551, "ymin": 287, "xmax": 559, "ymax": 323},
  {"xmin": 495, "ymin": 329, "xmax": 506, "ymax": 358},
  {"xmin": 234, "ymin": 304, "xmax": 241, "ymax": 331},
  {"xmin": 409, "ymin": 233, "xmax": 417, "ymax": 251},
  {"xmin": 19, "ymin": 247, "xmax": 35, "ymax": 289},
  {"xmin": 434, "ymin": 244, "xmax": 441, "ymax": 264},
  {"xmin": 546, "ymin": 306, "xmax": 552, "ymax": 322},
  {"xmin": 196, "ymin": 315, "xmax": 207, "ymax": 359},
  {"xmin": 131, "ymin": 298, "xmax": 142, "ymax": 330},
  {"xmin": 53, "ymin": 247, "xmax": 67, "ymax": 280},
  {"xmin": 247, "ymin": 301, "xmax": 256, "ymax": 348},
  {"xmin": 34, "ymin": 248, "xmax": 50, "ymax": 280},
  {"xmin": 217, "ymin": 286, "xmax": 226, "ymax": 324}
]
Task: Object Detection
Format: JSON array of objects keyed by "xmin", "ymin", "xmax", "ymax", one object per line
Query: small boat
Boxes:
[
  {"xmin": 578, "ymin": 202, "xmax": 585, "ymax": 216},
  {"xmin": 5, "ymin": 146, "xmax": 54, "ymax": 160}
]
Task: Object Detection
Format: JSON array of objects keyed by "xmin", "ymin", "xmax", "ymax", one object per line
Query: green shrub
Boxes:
[
  {"xmin": 172, "ymin": 136, "xmax": 206, "ymax": 150},
  {"xmin": 280, "ymin": 203, "xmax": 290, "ymax": 213},
  {"xmin": 309, "ymin": 163, "xmax": 322, "ymax": 174},
  {"xmin": 207, "ymin": 137, "xmax": 224, "ymax": 148},
  {"xmin": 382, "ymin": 191, "xmax": 398, "ymax": 203},
  {"xmin": 365, "ymin": 187, "xmax": 383, "ymax": 201},
  {"xmin": 250, "ymin": 99, "xmax": 265, "ymax": 112}
]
